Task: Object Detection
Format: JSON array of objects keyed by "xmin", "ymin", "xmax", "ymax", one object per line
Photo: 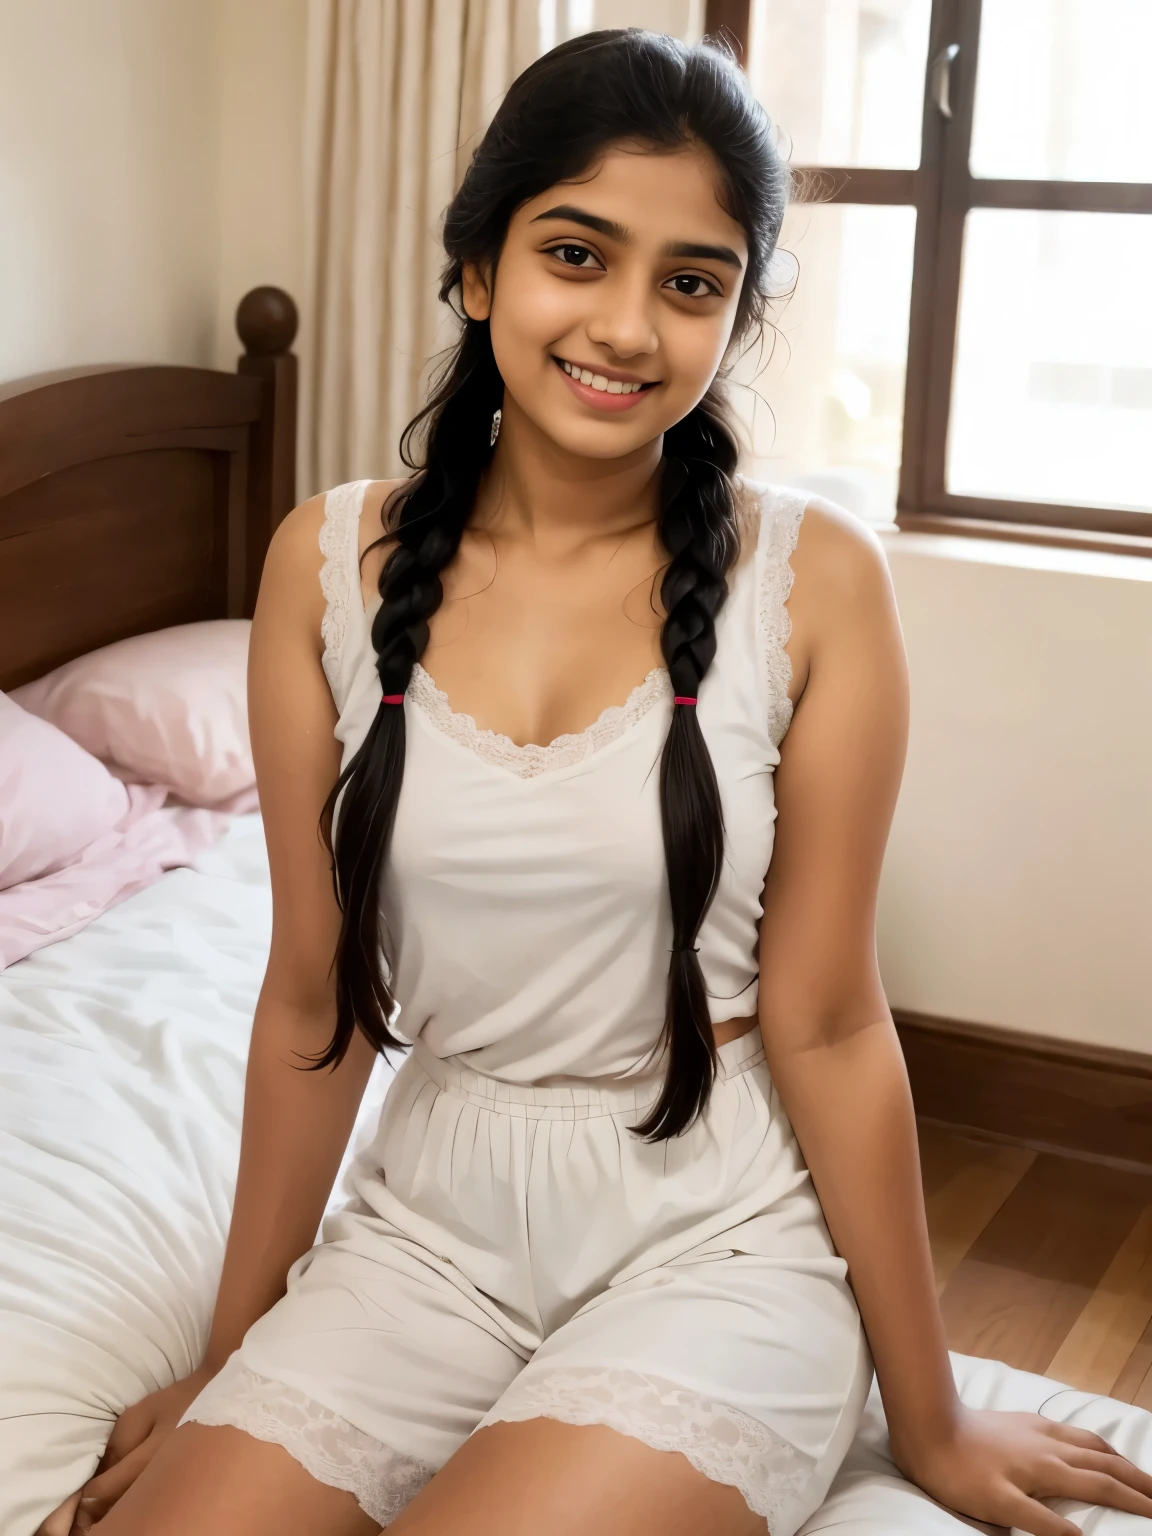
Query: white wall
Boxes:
[
  {"xmin": 0, "ymin": 0, "xmax": 308, "ymax": 386},
  {"xmin": 210, "ymin": 0, "xmax": 309, "ymax": 371},
  {"xmin": 0, "ymin": 0, "xmax": 219, "ymax": 379},
  {"xmin": 876, "ymin": 534, "xmax": 1152, "ymax": 1054}
]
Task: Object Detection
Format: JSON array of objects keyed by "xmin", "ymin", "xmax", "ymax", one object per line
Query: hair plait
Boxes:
[{"xmin": 316, "ymin": 27, "xmax": 788, "ymax": 1139}]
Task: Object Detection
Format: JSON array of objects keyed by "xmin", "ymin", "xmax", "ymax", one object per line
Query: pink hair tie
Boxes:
[
  {"xmin": 673, "ymin": 696, "xmax": 698, "ymax": 706},
  {"xmin": 381, "ymin": 694, "xmax": 405, "ymax": 705}
]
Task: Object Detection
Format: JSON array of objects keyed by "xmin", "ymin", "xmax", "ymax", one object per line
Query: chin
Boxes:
[{"xmin": 557, "ymin": 424, "xmax": 655, "ymax": 459}]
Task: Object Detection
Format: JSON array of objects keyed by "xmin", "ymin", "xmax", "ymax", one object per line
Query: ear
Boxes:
[{"xmin": 461, "ymin": 260, "xmax": 493, "ymax": 322}]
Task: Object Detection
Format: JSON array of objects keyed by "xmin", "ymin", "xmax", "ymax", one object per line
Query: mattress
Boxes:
[
  {"xmin": 1, "ymin": 814, "xmax": 1148, "ymax": 1534},
  {"xmin": 0, "ymin": 814, "xmax": 395, "ymax": 1533}
]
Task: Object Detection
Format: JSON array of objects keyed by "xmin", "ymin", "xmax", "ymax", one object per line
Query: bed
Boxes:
[
  {"xmin": 0, "ymin": 296, "xmax": 1148, "ymax": 1536},
  {"xmin": 0, "ymin": 293, "xmax": 397, "ymax": 1533}
]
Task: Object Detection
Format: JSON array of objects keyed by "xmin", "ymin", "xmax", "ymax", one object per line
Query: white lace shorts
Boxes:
[{"xmin": 180, "ymin": 1030, "xmax": 873, "ymax": 1534}]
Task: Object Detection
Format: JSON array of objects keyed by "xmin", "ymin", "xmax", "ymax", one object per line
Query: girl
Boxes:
[{"xmin": 52, "ymin": 28, "xmax": 1152, "ymax": 1536}]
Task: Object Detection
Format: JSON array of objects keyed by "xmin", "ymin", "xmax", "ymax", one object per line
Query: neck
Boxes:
[{"xmin": 473, "ymin": 396, "xmax": 664, "ymax": 550}]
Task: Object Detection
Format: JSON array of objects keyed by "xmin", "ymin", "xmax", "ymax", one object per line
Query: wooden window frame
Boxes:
[{"xmin": 705, "ymin": 0, "xmax": 1152, "ymax": 558}]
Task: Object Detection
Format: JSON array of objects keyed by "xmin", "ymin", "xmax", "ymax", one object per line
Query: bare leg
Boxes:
[
  {"xmin": 387, "ymin": 1418, "xmax": 767, "ymax": 1536},
  {"xmin": 91, "ymin": 1422, "xmax": 380, "ymax": 1536}
]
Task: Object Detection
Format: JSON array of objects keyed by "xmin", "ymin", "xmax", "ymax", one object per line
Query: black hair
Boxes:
[{"xmin": 316, "ymin": 27, "xmax": 789, "ymax": 1139}]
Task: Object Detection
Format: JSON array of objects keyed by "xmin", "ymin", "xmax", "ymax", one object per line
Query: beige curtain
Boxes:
[{"xmin": 299, "ymin": 0, "xmax": 541, "ymax": 498}]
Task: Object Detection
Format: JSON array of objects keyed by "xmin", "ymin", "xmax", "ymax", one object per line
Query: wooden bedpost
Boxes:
[{"xmin": 237, "ymin": 286, "xmax": 299, "ymax": 615}]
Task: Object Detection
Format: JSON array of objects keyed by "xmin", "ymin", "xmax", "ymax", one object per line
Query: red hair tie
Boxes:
[
  {"xmin": 673, "ymin": 696, "xmax": 698, "ymax": 706},
  {"xmin": 381, "ymin": 694, "xmax": 405, "ymax": 705}
]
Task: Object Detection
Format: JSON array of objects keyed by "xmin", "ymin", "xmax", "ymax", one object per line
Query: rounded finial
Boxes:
[{"xmin": 236, "ymin": 286, "xmax": 299, "ymax": 357}]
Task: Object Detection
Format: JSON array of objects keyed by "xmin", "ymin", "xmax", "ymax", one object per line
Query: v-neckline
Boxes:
[{"xmin": 406, "ymin": 661, "xmax": 674, "ymax": 779}]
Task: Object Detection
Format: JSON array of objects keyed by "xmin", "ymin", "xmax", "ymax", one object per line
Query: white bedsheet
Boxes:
[
  {"xmin": 1, "ymin": 814, "xmax": 1148, "ymax": 1535},
  {"xmin": 0, "ymin": 815, "xmax": 394, "ymax": 1534}
]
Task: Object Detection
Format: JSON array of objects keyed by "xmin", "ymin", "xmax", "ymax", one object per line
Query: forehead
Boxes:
[{"xmin": 513, "ymin": 141, "xmax": 747, "ymax": 253}]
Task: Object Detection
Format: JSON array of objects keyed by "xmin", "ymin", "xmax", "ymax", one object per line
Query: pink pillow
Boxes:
[
  {"xmin": 12, "ymin": 620, "xmax": 255, "ymax": 811},
  {"xmin": 0, "ymin": 693, "xmax": 229, "ymax": 968},
  {"xmin": 0, "ymin": 694, "xmax": 144, "ymax": 889}
]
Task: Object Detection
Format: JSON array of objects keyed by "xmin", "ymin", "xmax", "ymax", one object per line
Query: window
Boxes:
[
  {"xmin": 710, "ymin": 0, "xmax": 1152, "ymax": 553},
  {"xmin": 538, "ymin": 0, "xmax": 705, "ymax": 51}
]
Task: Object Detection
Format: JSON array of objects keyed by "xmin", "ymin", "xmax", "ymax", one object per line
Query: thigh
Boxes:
[
  {"xmin": 92, "ymin": 1422, "xmax": 379, "ymax": 1536},
  {"xmin": 466, "ymin": 1253, "xmax": 874, "ymax": 1536},
  {"xmin": 386, "ymin": 1416, "xmax": 766, "ymax": 1536},
  {"xmin": 102, "ymin": 1216, "xmax": 528, "ymax": 1533}
]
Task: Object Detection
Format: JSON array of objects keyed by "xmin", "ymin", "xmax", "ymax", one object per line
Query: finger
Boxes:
[
  {"xmin": 34, "ymin": 1490, "xmax": 83, "ymax": 1536},
  {"xmin": 1056, "ymin": 1447, "xmax": 1152, "ymax": 1499},
  {"xmin": 100, "ymin": 1401, "xmax": 157, "ymax": 1466},
  {"xmin": 73, "ymin": 1440, "xmax": 154, "ymax": 1523},
  {"xmin": 1002, "ymin": 1491, "xmax": 1081, "ymax": 1536},
  {"xmin": 1037, "ymin": 1459, "xmax": 1152, "ymax": 1520},
  {"xmin": 1043, "ymin": 1421, "xmax": 1120, "ymax": 1457}
]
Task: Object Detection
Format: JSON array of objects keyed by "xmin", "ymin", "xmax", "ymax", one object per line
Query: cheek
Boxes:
[
  {"xmin": 491, "ymin": 269, "xmax": 577, "ymax": 372},
  {"xmin": 662, "ymin": 317, "xmax": 732, "ymax": 398}
]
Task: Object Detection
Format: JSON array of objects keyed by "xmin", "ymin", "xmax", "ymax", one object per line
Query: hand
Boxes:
[
  {"xmin": 891, "ymin": 1405, "xmax": 1152, "ymax": 1536},
  {"xmin": 35, "ymin": 1364, "xmax": 218, "ymax": 1535}
]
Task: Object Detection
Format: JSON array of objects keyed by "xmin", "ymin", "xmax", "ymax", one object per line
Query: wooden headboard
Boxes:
[{"xmin": 0, "ymin": 286, "xmax": 298, "ymax": 691}]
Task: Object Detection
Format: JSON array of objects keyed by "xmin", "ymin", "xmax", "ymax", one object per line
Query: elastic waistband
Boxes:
[{"xmin": 411, "ymin": 1028, "xmax": 766, "ymax": 1121}]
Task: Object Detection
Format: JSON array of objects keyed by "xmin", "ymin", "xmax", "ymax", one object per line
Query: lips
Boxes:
[{"xmin": 552, "ymin": 355, "xmax": 659, "ymax": 413}]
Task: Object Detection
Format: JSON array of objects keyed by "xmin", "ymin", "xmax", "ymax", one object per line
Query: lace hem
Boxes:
[
  {"xmin": 179, "ymin": 1354, "xmax": 434, "ymax": 1526},
  {"xmin": 408, "ymin": 661, "xmax": 673, "ymax": 778},
  {"xmin": 756, "ymin": 487, "xmax": 807, "ymax": 749},
  {"xmin": 319, "ymin": 480, "xmax": 370, "ymax": 693},
  {"xmin": 477, "ymin": 1365, "xmax": 817, "ymax": 1531}
]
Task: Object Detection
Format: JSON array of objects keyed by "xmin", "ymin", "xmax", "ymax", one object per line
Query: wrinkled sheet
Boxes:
[
  {"xmin": 802, "ymin": 1355, "xmax": 1152, "ymax": 1535},
  {"xmin": 0, "ymin": 813, "xmax": 1148, "ymax": 1534},
  {"xmin": 0, "ymin": 814, "xmax": 395, "ymax": 1534}
]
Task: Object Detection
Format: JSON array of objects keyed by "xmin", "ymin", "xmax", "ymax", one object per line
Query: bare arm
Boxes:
[
  {"xmin": 202, "ymin": 495, "xmax": 379, "ymax": 1369},
  {"xmin": 755, "ymin": 500, "xmax": 946, "ymax": 1440},
  {"xmin": 756, "ymin": 500, "xmax": 1152, "ymax": 1535}
]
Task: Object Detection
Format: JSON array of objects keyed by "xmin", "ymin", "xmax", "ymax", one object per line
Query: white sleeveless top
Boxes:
[{"xmin": 319, "ymin": 477, "xmax": 806, "ymax": 1087}]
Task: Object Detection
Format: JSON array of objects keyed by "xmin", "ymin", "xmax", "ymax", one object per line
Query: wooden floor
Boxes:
[{"xmin": 919, "ymin": 1123, "xmax": 1152, "ymax": 1407}]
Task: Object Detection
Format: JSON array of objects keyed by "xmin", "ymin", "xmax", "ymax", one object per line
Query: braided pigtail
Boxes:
[
  {"xmin": 311, "ymin": 323, "xmax": 503, "ymax": 1070},
  {"xmin": 631, "ymin": 394, "xmax": 743, "ymax": 1140},
  {"xmin": 307, "ymin": 29, "xmax": 789, "ymax": 1135}
]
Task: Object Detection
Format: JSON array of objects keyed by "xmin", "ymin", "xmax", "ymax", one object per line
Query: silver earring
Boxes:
[{"xmin": 489, "ymin": 407, "xmax": 502, "ymax": 447}]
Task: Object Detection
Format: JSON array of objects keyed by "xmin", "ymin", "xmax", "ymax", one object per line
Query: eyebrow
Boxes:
[{"xmin": 529, "ymin": 203, "xmax": 744, "ymax": 271}]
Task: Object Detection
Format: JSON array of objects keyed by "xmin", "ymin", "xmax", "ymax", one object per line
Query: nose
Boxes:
[{"xmin": 584, "ymin": 269, "xmax": 659, "ymax": 363}]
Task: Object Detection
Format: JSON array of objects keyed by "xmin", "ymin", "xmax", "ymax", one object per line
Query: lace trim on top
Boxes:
[
  {"xmin": 179, "ymin": 1353, "xmax": 434, "ymax": 1526},
  {"xmin": 320, "ymin": 478, "xmax": 804, "ymax": 759},
  {"xmin": 479, "ymin": 1365, "xmax": 817, "ymax": 1533},
  {"xmin": 757, "ymin": 487, "xmax": 806, "ymax": 750},
  {"xmin": 408, "ymin": 661, "xmax": 674, "ymax": 780},
  {"xmin": 319, "ymin": 480, "xmax": 370, "ymax": 693}
]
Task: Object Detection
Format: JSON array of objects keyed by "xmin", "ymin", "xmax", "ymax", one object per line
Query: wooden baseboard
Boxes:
[{"xmin": 893, "ymin": 1010, "xmax": 1152, "ymax": 1171}]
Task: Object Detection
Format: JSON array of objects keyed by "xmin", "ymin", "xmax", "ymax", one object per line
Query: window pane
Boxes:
[
  {"xmin": 971, "ymin": 0, "xmax": 1152, "ymax": 182},
  {"xmin": 733, "ymin": 203, "xmax": 916, "ymax": 524},
  {"xmin": 948, "ymin": 211, "xmax": 1152, "ymax": 513},
  {"xmin": 747, "ymin": 0, "xmax": 931, "ymax": 169},
  {"xmin": 538, "ymin": 0, "xmax": 704, "ymax": 51}
]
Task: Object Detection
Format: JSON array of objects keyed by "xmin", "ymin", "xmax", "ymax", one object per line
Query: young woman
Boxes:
[{"xmin": 49, "ymin": 28, "xmax": 1152, "ymax": 1536}]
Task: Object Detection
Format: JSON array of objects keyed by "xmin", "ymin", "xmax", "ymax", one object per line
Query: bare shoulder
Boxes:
[
  {"xmin": 257, "ymin": 492, "xmax": 332, "ymax": 637},
  {"xmin": 788, "ymin": 493, "xmax": 898, "ymax": 663},
  {"xmin": 267, "ymin": 490, "xmax": 330, "ymax": 562},
  {"xmin": 261, "ymin": 477, "xmax": 413, "ymax": 617},
  {"xmin": 793, "ymin": 493, "xmax": 891, "ymax": 600}
]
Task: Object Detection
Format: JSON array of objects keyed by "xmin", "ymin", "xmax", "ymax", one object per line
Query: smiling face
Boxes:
[{"xmin": 461, "ymin": 140, "xmax": 749, "ymax": 462}]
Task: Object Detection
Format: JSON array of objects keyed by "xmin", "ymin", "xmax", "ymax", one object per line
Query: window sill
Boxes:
[{"xmin": 876, "ymin": 523, "xmax": 1152, "ymax": 584}]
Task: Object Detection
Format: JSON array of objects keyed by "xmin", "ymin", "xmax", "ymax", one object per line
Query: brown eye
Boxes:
[
  {"xmin": 551, "ymin": 244, "xmax": 599, "ymax": 269},
  {"xmin": 667, "ymin": 274, "xmax": 720, "ymax": 298}
]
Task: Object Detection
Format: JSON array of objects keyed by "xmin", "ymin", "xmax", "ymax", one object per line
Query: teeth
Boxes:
[{"xmin": 560, "ymin": 359, "xmax": 646, "ymax": 394}]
